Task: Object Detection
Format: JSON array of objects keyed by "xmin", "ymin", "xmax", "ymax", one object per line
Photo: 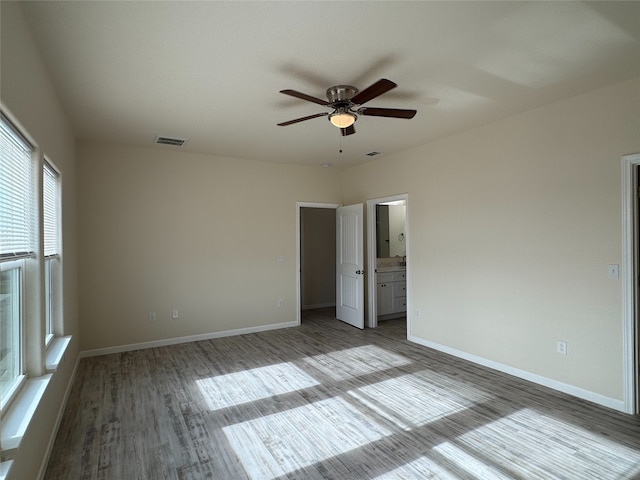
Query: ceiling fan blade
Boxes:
[
  {"xmin": 360, "ymin": 107, "xmax": 417, "ymax": 119},
  {"xmin": 280, "ymin": 89, "xmax": 328, "ymax": 106},
  {"xmin": 341, "ymin": 125, "xmax": 356, "ymax": 136},
  {"xmin": 277, "ymin": 113, "xmax": 328, "ymax": 126},
  {"xmin": 351, "ymin": 79, "xmax": 397, "ymax": 105}
]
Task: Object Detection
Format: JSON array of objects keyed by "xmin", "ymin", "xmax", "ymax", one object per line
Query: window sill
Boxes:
[
  {"xmin": 0, "ymin": 460, "xmax": 13, "ymax": 480},
  {"xmin": 1, "ymin": 335, "xmax": 71, "ymax": 467},
  {"xmin": 0, "ymin": 375, "xmax": 51, "ymax": 460},
  {"xmin": 46, "ymin": 335, "xmax": 71, "ymax": 372}
]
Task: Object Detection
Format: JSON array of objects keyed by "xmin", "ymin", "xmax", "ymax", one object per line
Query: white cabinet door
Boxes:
[
  {"xmin": 394, "ymin": 296, "xmax": 407, "ymax": 312},
  {"xmin": 393, "ymin": 282, "xmax": 407, "ymax": 300},
  {"xmin": 376, "ymin": 283, "xmax": 394, "ymax": 315}
]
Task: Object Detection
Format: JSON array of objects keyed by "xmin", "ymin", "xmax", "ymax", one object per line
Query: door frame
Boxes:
[
  {"xmin": 366, "ymin": 193, "xmax": 409, "ymax": 329},
  {"xmin": 296, "ymin": 202, "xmax": 340, "ymax": 326},
  {"xmin": 621, "ymin": 153, "xmax": 640, "ymax": 414}
]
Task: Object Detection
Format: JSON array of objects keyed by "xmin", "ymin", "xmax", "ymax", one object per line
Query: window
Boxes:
[
  {"xmin": 0, "ymin": 261, "xmax": 24, "ymax": 406},
  {"xmin": 43, "ymin": 161, "xmax": 60, "ymax": 344},
  {"xmin": 0, "ymin": 115, "xmax": 34, "ymax": 407},
  {"xmin": 0, "ymin": 109, "xmax": 70, "ymax": 471},
  {"xmin": 0, "ymin": 116, "xmax": 35, "ymax": 260}
]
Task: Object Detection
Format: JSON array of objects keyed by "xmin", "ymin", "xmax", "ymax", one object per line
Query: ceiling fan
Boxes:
[{"xmin": 277, "ymin": 78, "xmax": 417, "ymax": 136}]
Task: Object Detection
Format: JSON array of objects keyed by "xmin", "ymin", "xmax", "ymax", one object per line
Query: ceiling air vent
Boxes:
[{"xmin": 155, "ymin": 135, "xmax": 188, "ymax": 147}]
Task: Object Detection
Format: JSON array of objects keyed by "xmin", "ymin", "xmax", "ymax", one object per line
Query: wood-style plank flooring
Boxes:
[{"xmin": 45, "ymin": 308, "xmax": 640, "ymax": 479}]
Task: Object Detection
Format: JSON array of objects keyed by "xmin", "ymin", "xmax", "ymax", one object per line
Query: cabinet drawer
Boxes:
[
  {"xmin": 392, "ymin": 271, "xmax": 406, "ymax": 282},
  {"xmin": 377, "ymin": 272, "xmax": 394, "ymax": 283},
  {"xmin": 377, "ymin": 270, "xmax": 406, "ymax": 283}
]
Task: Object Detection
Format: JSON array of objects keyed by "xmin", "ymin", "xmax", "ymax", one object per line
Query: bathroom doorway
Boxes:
[{"xmin": 366, "ymin": 194, "xmax": 409, "ymax": 330}]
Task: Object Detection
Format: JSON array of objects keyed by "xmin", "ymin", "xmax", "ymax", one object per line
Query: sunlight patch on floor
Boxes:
[
  {"xmin": 195, "ymin": 362, "xmax": 319, "ymax": 411},
  {"xmin": 455, "ymin": 408, "xmax": 640, "ymax": 479},
  {"xmin": 372, "ymin": 456, "xmax": 459, "ymax": 480},
  {"xmin": 302, "ymin": 345, "xmax": 411, "ymax": 381},
  {"xmin": 348, "ymin": 370, "xmax": 491, "ymax": 430},
  {"xmin": 432, "ymin": 441, "xmax": 514, "ymax": 479},
  {"xmin": 223, "ymin": 397, "xmax": 392, "ymax": 479}
]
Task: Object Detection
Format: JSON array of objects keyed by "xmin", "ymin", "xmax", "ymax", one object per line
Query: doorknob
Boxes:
[{"xmin": 356, "ymin": 270, "xmax": 364, "ymax": 275}]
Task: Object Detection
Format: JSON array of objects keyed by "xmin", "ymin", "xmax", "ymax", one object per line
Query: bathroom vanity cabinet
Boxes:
[{"xmin": 376, "ymin": 270, "xmax": 406, "ymax": 318}]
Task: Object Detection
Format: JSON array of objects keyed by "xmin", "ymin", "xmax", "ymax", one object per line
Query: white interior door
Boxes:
[
  {"xmin": 336, "ymin": 203, "xmax": 364, "ymax": 329},
  {"xmin": 635, "ymin": 166, "xmax": 640, "ymax": 413}
]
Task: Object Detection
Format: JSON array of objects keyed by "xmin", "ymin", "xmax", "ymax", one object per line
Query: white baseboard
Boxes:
[
  {"xmin": 79, "ymin": 320, "xmax": 298, "ymax": 358},
  {"xmin": 408, "ymin": 334, "xmax": 626, "ymax": 414}
]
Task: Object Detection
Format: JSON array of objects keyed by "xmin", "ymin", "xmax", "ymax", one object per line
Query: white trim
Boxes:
[
  {"xmin": 0, "ymin": 460, "xmax": 13, "ymax": 480},
  {"xmin": 79, "ymin": 320, "xmax": 298, "ymax": 358},
  {"xmin": 295, "ymin": 202, "xmax": 340, "ymax": 326},
  {"xmin": 621, "ymin": 153, "xmax": 640, "ymax": 414},
  {"xmin": 45, "ymin": 335, "xmax": 72, "ymax": 372},
  {"xmin": 0, "ymin": 376, "xmax": 26, "ymax": 414},
  {"xmin": 0, "ymin": 259, "xmax": 25, "ymax": 271},
  {"xmin": 408, "ymin": 334, "xmax": 627, "ymax": 413},
  {"xmin": 367, "ymin": 200, "xmax": 378, "ymax": 328},
  {"xmin": 366, "ymin": 194, "xmax": 409, "ymax": 330},
  {"xmin": 37, "ymin": 353, "xmax": 80, "ymax": 480},
  {"xmin": 0, "ymin": 259, "xmax": 26, "ymax": 412},
  {"xmin": 0, "ymin": 375, "xmax": 52, "ymax": 456}
]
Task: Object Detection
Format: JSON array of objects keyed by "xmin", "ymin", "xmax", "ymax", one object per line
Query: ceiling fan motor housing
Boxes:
[{"xmin": 326, "ymin": 85, "xmax": 359, "ymax": 105}]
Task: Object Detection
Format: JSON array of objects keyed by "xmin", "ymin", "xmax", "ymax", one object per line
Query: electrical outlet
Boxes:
[
  {"xmin": 415, "ymin": 309, "xmax": 421, "ymax": 317},
  {"xmin": 148, "ymin": 312, "xmax": 156, "ymax": 322},
  {"xmin": 172, "ymin": 309, "xmax": 179, "ymax": 319},
  {"xmin": 557, "ymin": 340, "xmax": 567, "ymax": 355},
  {"xmin": 277, "ymin": 298, "xmax": 284, "ymax": 308}
]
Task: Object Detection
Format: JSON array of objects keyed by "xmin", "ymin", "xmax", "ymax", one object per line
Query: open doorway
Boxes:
[
  {"xmin": 296, "ymin": 203, "xmax": 339, "ymax": 325},
  {"xmin": 621, "ymin": 153, "xmax": 640, "ymax": 414},
  {"xmin": 366, "ymin": 194, "xmax": 409, "ymax": 331}
]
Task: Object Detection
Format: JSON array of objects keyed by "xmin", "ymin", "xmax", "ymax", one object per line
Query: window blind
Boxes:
[
  {"xmin": 0, "ymin": 115, "xmax": 35, "ymax": 259},
  {"xmin": 43, "ymin": 161, "xmax": 59, "ymax": 257}
]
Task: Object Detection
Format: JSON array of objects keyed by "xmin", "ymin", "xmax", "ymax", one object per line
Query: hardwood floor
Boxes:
[{"xmin": 45, "ymin": 308, "xmax": 640, "ymax": 479}]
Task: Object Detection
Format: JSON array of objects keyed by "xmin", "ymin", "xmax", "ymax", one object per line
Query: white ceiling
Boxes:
[{"xmin": 19, "ymin": 1, "xmax": 640, "ymax": 169}]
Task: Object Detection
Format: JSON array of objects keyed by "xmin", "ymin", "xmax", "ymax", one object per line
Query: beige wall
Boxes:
[
  {"xmin": 76, "ymin": 143, "xmax": 342, "ymax": 350},
  {"xmin": 3, "ymin": 0, "xmax": 639, "ymax": 475},
  {"xmin": 343, "ymin": 77, "xmax": 640, "ymax": 401},
  {"xmin": 1, "ymin": 2, "xmax": 79, "ymax": 480}
]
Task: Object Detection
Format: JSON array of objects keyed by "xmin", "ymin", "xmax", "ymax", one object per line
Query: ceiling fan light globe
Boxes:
[{"xmin": 329, "ymin": 112, "xmax": 356, "ymax": 128}]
